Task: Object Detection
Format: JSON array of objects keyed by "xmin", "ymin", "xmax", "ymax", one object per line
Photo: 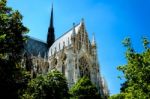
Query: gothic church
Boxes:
[{"xmin": 22, "ymin": 4, "xmax": 108, "ymax": 98}]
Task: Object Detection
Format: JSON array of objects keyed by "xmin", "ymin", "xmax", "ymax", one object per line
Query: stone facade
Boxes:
[{"xmin": 48, "ymin": 20, "xmax": 100, "ymax": 89}]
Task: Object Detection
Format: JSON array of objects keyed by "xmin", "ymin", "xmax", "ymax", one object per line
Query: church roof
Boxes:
[
  {"xmin": 49, "ymin": 22, "xmax": 82, "ymax": 56},
  {"xmin": 24, "ymin": 36, "xmax": 48, "ymax": 58}
]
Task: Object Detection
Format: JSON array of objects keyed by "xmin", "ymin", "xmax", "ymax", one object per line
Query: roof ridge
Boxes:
[
  {"xmin": 26, "ymin": 35, "xmax": 47, "ymax": 44},
  {"xmin": 55, "ymin": 22, "xmax": 80, "ymax": 42}
]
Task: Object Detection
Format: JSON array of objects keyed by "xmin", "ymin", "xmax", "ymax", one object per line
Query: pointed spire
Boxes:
[
  {"xmin": 80, "ymin": 18, "xmax": 86, "ymax": 42},
  {"xmin": 71, "ymin": 23, "xmax": 76, "ymax": 37},
  {"xmin": 50, "ymin": 3, "xmax": 53, "ymax": 28},
  {"xmin": 47, "ymin": 3, "xmax": 55, "ymax": 48},
  {"xmin": 92, "ymin": 33, "xmax": 96, "ymax": 46},
  {"xmin": 82, "ymin": 18, "xmax": 86, "ymax": 44}
]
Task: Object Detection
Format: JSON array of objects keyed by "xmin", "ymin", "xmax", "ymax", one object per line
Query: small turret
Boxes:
[{"xmin": 91, "ymin": 33, "xmax": 96, "ymax": 47}]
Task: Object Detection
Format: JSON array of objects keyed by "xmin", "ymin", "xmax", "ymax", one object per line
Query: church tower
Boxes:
[{"xmin": 47, "ymin": 4, "xmax": 55, "ymax": 48}]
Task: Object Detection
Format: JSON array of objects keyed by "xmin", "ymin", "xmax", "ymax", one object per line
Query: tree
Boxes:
[
  {"xmin": 110, "ymin": 37, "xmax": 150, "ymax": 99},
  {"xmin": 70, "ymin": 76, "xmax": 101, "ymax": 99},
  {"xmin": 0, "ymin": 0, "xmax": 28, "ymax": 58},
  {"xmin": 22, "ymin": 70, "xmax": 70, "ymax": 99},
  {"xmin": 0, "ymin": 0, "xmax": 29, "ymax": 98}
]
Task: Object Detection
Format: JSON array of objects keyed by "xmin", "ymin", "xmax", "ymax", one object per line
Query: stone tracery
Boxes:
[{"xmin": 79, "ymin": 56, "xmax": 90, "ymax": 78}]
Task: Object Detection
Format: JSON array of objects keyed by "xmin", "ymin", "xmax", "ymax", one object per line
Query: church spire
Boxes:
[
  {"xmin": 47, "ymin": 3, "xmax": 55, "ymax": 48},
  {"xmin": 50, "ymin": 3, "xmax": 53, "ymax": 28}
]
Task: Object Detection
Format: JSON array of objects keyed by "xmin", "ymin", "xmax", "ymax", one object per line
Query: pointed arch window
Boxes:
[{"xmin": 79, "ymin": 57, "xmax": 90, "ymax": 78}]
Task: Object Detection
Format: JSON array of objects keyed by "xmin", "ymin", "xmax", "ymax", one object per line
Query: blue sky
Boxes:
[{"xmin": 7, "ymin": 0, "xmax": 150, "ymax": 95}]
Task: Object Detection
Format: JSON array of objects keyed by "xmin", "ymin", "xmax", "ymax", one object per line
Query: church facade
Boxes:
[{"xmin": 22, "ymin": 5, "xmax": 109, "ymax": 98}]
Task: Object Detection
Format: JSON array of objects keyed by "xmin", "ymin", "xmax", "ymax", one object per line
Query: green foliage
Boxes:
[
  {"xmin": 0, "ymin": 0, "xmax": 29, "ymax": 59},
  {"xmin": 110, "ymin": 37, "xmax": 150, "ymax": 99},
  {"xmin": 22, "ymin": 70, "xmax": 70, "ymax": 99},
  {"xmin": 70, "ymin": 76, "xmax": 101, "ymax": 99},
  {"xmin": 109, "ymin": 93, "xmax": 126, "ymax": 99},
  {"xmin": 0, "ymin": 0, "xmax": 29, "ymax": 98},
  {"xmin": 0, "ymin": 57, "xmax": 31, "ymax": 98}
]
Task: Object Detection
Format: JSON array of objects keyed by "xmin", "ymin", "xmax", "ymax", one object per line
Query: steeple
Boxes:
[{"xmin": 47, "ymin": 3, "xmax": 55, "ymax": 48}]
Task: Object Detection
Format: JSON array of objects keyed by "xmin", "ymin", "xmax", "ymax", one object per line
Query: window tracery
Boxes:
[{"xmin": 79, "ymin": 57, "xmax": 90, "ymax": 78}]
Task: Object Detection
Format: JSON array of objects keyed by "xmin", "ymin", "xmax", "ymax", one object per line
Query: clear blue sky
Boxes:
[{"xmin": 7, "ymin": 0, "xmax": 150, "ymax": 95}]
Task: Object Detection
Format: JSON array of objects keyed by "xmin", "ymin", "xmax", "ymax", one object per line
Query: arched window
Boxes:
[{"xmin": 79, "ymin": 57, "xmax": 90, "ymax": 78}]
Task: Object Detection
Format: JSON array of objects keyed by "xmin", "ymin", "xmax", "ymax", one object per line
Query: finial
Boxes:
[{"xmin": 81, "ymin": 18, "xmax": 84, "ymax": 23}]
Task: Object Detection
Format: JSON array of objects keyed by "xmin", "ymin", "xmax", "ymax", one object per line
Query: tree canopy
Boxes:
[
  {"xmin": 70, "ymin": 76, "xmax": 101, "ymax": 99},
  {"xmin": 0, "ymin": 0, "xmax": 29, "ymax": 98},
  {"xmin": 110, "ymin": 37, "xmax": 150, "ymax": 99},
  {"xmin": 0, "ymin": 0, "xmax": 28, "ymax": 58},
  {"xmin": 22, "ymin": 70, "xmax": 70, "ymax": 99}
]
